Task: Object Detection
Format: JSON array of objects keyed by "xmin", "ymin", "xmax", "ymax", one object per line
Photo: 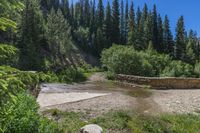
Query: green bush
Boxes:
[
  {"xmin": 141, "ymin": 50, "xmax": 171, "ymax": 76},
  {"xmin": 101, "ymin": 45, "xmax": 149, "ymax": 76},
  {"xmin": 161, "ymin": 60, "xmax": 195, "ymax": 77},
  {"xmin": 0, "ymin": 44, "xmax": 19, "ymax": 66},
  {"xmin": 106, "ymin": 71, "xmax": 116, "ymax": 80},
  {"xmin": 0, "ymin": 66, "xmax": 59, "ymax": 121},
  {"xmin": 56, "ymin": 67, "xmax": 87, "ymax": 83},
  {"xmin": 0, "ymin": 93, "xmax": 60, "ymax": 133},
  {"xmin": 101, "ymin": 45, "xmax": 197, "ymax": 77},
  {"xmin": 77, "ymin": 61, "xmax": 102, "ymax": 78},
  {"xmin": 194, "ymin": 62, "xmax": 200, "ymax": 77}
]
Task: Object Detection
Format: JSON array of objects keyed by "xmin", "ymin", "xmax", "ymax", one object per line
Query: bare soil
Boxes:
[{"xmin": 37, "ymin": 73, "xmax": 200, "ymax": 116}]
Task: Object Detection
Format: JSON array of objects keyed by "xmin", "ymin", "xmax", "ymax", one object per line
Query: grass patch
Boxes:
[
  {"xmin": 44, "ymin": 109, "xmax": 87, "ymax": 133},
  {"xmin": 128, "ymin": 114, "xmax": 200, "ymax": 133},
  {"xmin": 44, "ymin": 109, "xmax": 200, "ymax": 133},
  {"xmin": 91, "ymin": 111, "xmax": 132, "ymax": 131},
  {"xmin": 44, "ymin": 109, "xmax": 132, "ymax": 133}
]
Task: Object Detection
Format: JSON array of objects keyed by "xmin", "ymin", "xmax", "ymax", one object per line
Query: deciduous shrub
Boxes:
[
  {"xmin": 56, "ymin": 67, "xmax": 87, "ymax": 83},
  {"xmin": 101, "ymin": 45, "xmax": 150, "ymax": 76},
  {"xmin": 194, "ymin": 62, "xmax": 200, "ymax": 77},
  {"xmin": 161, "ymin": 60, "xmax": 194, "ymax": 77},
  {"xmin": 101, "ymin": 45, "xmax": 198, "ymax": 77}
]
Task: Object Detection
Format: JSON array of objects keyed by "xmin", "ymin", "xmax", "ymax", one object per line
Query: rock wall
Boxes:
[{"xmin": 116, "ymin": 74, "xmax": 200, "ymax": 89}]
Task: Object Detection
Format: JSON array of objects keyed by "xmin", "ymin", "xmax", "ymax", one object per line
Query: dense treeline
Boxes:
[{"xmin": 1, "ymin": 0, "xmax": 200, "ymax": 71}]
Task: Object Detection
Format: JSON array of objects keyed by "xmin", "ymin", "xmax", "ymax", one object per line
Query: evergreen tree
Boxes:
[
  {"xmin": 197, "ymin": 39, "xmax": 200, "ymax": 61},
  {"xmin": 134, "ymin": 7, "xmax": 144, "ymax": 50},
  {"xmin": 46, "ymin": 9, "xmax": 73, "ymax": 68},
  {"xmin": 105, "ymin": 1, "xmax": 112, "ymax": 47},
  {"xmin": 152, "ymin": 5, "xmax": 158, "ymax": 50},
  {"xmin": 144, "ymin": 12, "xmax": 153, "ymax": 49},
  {"xmin": 61, "ymin": 0, "xmax": 70, "ymax": 19},
  {"xmin": 139, "ymin": 3, "xmax": 149, "ymax": 49},
  {"xmin": 129, "ymin": 1, "xmax": 135, "ymax": 31},
  {"xmin": 128, "ymin": 1, "xmax": 135, "ymax": 45},
  {"xmin": 124, "ymin": 0, "xmax": 129, "ymax": 43},
  {"xmin": 74, "ymin": 2, "xmax": 81, "ymax": 26},
  {"xmin": 77, "ymin": 0, "xmax": 84, "ymax": 26},
  {"xmin": 186, "ymin": 30, "xmax": 198, "ymax": 63},
  {"xmin": 111, "ymin": 0, "xmax": 120, "ymax": 44},
  {"xmin": 84, "ymin": 0, "xmax": 91, "ymax": 27},
  {"xmin": 142, "ymin": 3, "xmax": 148, "ymax": 21},
  {"xmin": 120, "ymin": 0, "xmax": 125, "ymax": 44},
  {"xmin": 95, "ymin": 28, "xmax": 106, "ymax": 55},
  {"xmin": 186, "ymin": 38, "xmax": 195, "ymax": 64},
  {"xmin": 70, "ymin": 1, "xmax": 75, "ymax": 28},
  {"xmin": 89, "ymin": 0, "xmax": 96, "ymax": 33},
  {"xmin": 175, "ymin": 16, "xmax": 186, "ymax": 60},
  {"xmin": 17, "ymin": 0, "xmax": 45, "ymax": 70},
  {"xmin": 136, "ymin": 7, "xmax": 141, "ymax": 32},
  {"xmin": 157, "ymin": 14, "xmax": 163, "ymax": 52},
  {"xmin": 163, "ymin": 15, "xmax": 174, "ymax": 56},
  {"xmin": 97, "ymin": 0, "xmax": 104, "ymax": 29}
]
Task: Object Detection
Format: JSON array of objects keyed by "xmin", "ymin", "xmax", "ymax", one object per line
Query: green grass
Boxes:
[
  {"xmin": 44, "ymin": 109, "xmax": 200, "ymax": 133},
  {"xmin": 128, "ymin": 114, "xmax": 200, "ymax": 133},
  {"xmin": 91, "ymin": 111, "xmax": 131, "ymax": 131},
  {"xmin": 44, "ymin": 109, "xmax": 131, "ymax": 133},
  {"xmin": 43, "ymin": 109, "xmax": 87, "ymax": 133}
]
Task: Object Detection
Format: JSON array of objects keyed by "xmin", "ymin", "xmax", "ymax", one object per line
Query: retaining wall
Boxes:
[{"xmin": 116, "ymin": 74, "xmax": 200, "ymax": 89}]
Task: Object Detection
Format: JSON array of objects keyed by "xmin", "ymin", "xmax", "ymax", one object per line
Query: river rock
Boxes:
[{"xmin": 80, "ymin": 124, "xmax": 103, "ymax": 133}]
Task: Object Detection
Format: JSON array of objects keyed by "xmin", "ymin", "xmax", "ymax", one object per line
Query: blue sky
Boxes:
[{"xmin": 71, "ymin": 0, "xmax": 200, "ymax": 36}]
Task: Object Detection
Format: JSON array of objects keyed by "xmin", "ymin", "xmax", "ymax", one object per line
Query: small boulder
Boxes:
[{"xmin": 80, "ymin": 124, "xmax": 103, "ymax": 133}]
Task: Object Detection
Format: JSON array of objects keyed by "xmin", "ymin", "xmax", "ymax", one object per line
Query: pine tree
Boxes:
[
  {"xmin": 157, "ymin": 14, "xmax": 163, "ymax": 52},
  {"xmin": 133, "ymin": 7, "xmax": 144, "ymax": 50},
  {"xmin": 120, "ymin": 0, "xmax": 125, "ymax": 44},
  {"xmin": 84, "ymin": 0, "xmax": 91, "ymax": 27},
  {"xmin": 46, "ymin": 9, "xmax": 73, "ymax": 68},
  {"xmin": 74, "ymin": 2, "xmax": 81, "ymax": 25},
  {"xmin": 111, "ymin": 0, "xmax": 120, "ymax": 44},
  {"xmin": 186, "ymin": 30, "xmax": 198, "ymax": 64},
  {"xmin": 129, "ymin": 1, "xmax": 135, "ymax": 31},
  {"xmin": 186, "ymin": 38, "xmax": 195, "ymax": 64},
  {"xmin": 78, "ymin": 0, "xmax": 84, "ymax": 26},
  {"xmin": 163, "ymin": 15, "xmax": 174, "ymax": 56},
  {"xmin": 105, "ymin": 1, "xmax": 112, "ymax": 47},
  {"xmin": 89, "ymin": 0, "xmax": 96, "ymax": 36},
  {"xmin": 95, "ymin": 28, "xmax": 106, "ymax": 55},
  {"xmin": 136, "ymin": 7, "xmax": 142, "ymax": 31},
  {"xmin": 128, "ymin": 1, "xmax": 135, "ymax": 45},
  {"xmin": 144, "ymin": 12, "xmax": 153, "ymax": 49},
  {"xmin": 61, "ymin": 0, "xmax": 70, "ymax": 19},
  {"xmin": 97, "ymin": 0, "xmax": 104, "ymax": 29},
  {"xmin": 142, "ymin": 3, "xmax": 148, "ymax": 21},
  {"xmin": 124, "ymin": 0, "xmax": 129, "ymax": 43},
  {"xmin": 17, "ymin": 0, "xmax": 44, "ymax": 70},
  {"xmin": 175, "ymin": 16, "xmax": 186, "ymax": 60},
  {"xmin": 140, "ymin": 3, "xmax": 149, "ymax": 49},
  {"xmin": 70, "ymin": 1, "xmax": 75, "ymax": 28},
  {"xmin": 152, "ymin": 5, "xmax": 158, "ymax": 50}
]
